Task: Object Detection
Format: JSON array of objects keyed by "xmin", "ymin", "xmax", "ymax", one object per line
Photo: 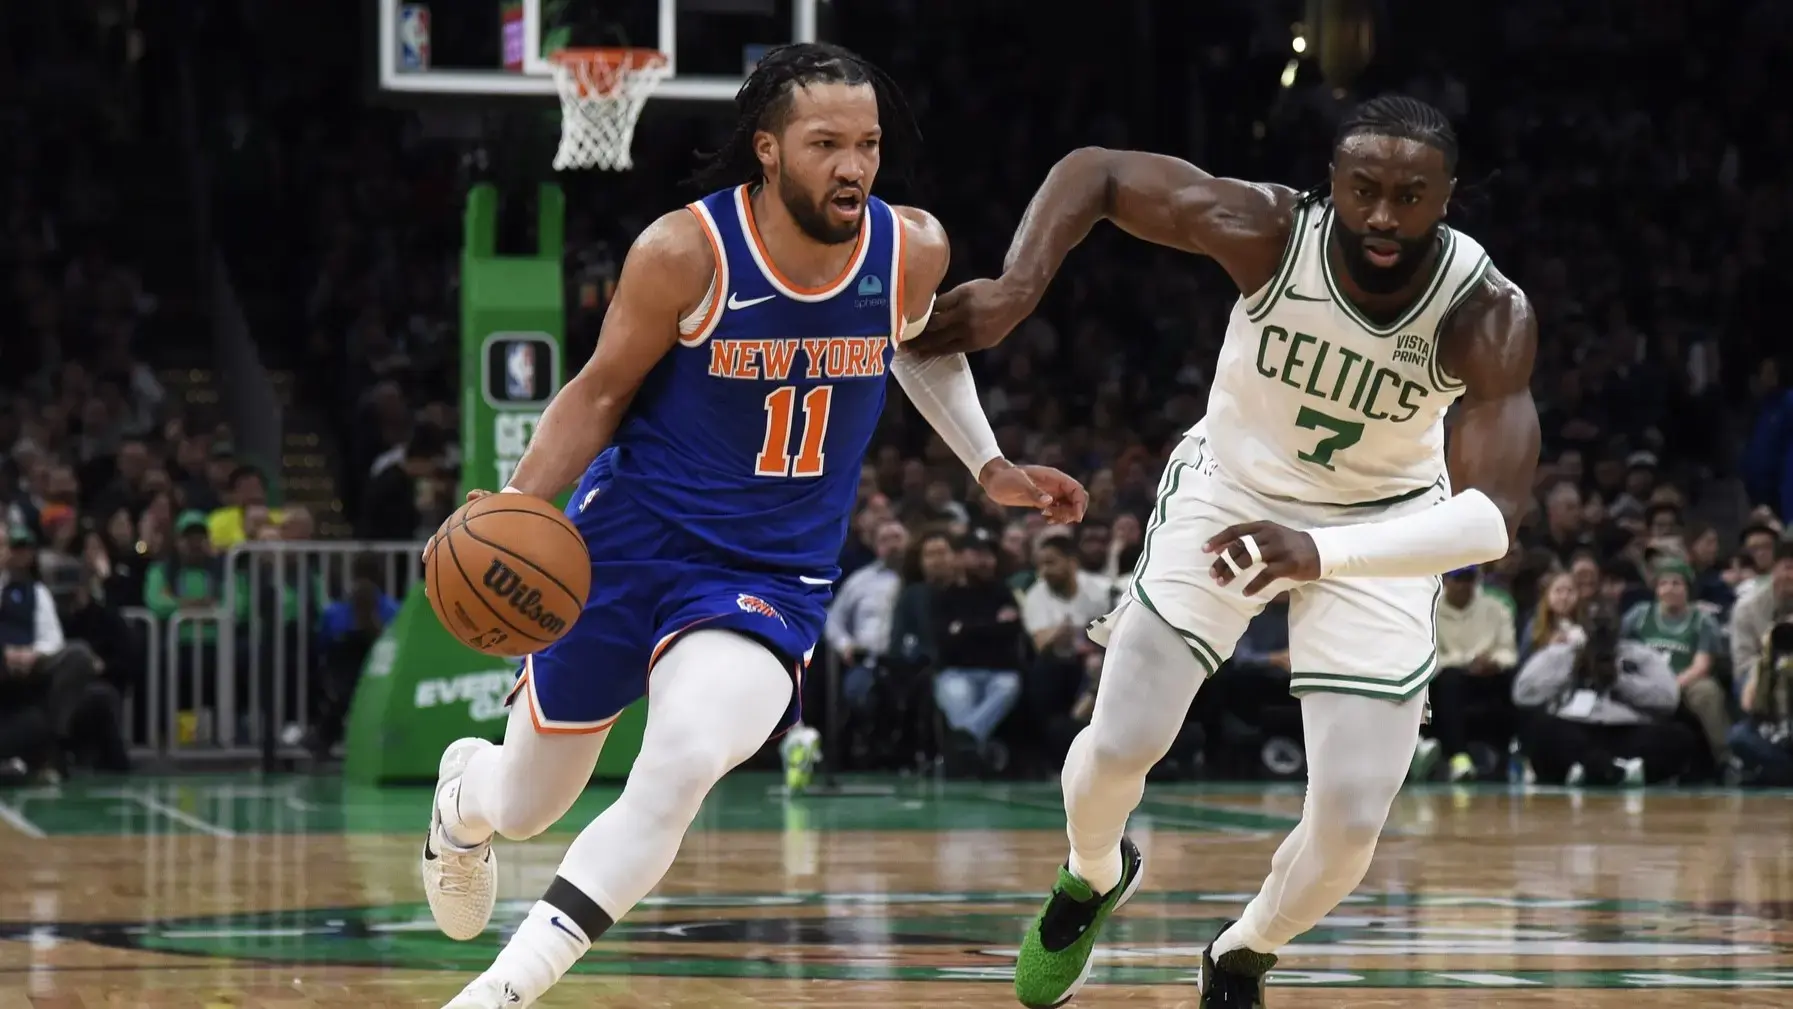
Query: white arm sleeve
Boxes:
[
  {"xmin": 1305, "ymin": 488, "xmax": 1511, "ymax": 580},
  {"xmin": 889, "ymin": 300, "xmax": 1003, "ymax": 477}
]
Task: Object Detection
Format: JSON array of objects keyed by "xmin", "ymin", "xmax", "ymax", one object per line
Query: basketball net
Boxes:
[{"xmin": 549, "ymin": 48, "xmax": 670, "ymax": 172}]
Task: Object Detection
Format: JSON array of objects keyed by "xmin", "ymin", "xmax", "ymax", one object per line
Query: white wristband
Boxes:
[{"xmin": 1306, "ymin": 488, "xmax": 1510, "ymax": 580}]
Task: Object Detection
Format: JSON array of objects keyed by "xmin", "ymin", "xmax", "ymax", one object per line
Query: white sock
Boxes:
[
  {"xmin": 1068, "ymin": 845, "xmax": 1123, "ymax": 897},
  {"xmin": 1211, "ymin": 917, "xmax": 1275, "ymax": 957},
  {"xmin": 482, "ymin": 901, "xmax": 590, "ymax": 1003}
]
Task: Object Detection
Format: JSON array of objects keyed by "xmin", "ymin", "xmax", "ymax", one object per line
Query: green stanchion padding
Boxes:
[
  {"xmin": 340, "ymin": 586, "xmax": 645, "ymax": 784},
  {"xmin": 342, "ymin": 182, "xmax": 646, "ymax": 785}
]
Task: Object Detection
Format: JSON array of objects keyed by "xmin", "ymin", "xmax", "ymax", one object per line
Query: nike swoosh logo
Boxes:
[
  {"xmin": 549, "ymin": 915, "xmax": 583, "ymax": 942},
  {"xmin": 727, "ymin": 292, "xmax": 776, "ymax": 310},
  {"xmin": 1284, "ymin": 288, "xmax": 1330, "ymax": 302}
]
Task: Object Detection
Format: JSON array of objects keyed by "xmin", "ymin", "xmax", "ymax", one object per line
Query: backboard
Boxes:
[{"xmin": 374, "ymin": 0, "xmax": 821, "ymax": 103}]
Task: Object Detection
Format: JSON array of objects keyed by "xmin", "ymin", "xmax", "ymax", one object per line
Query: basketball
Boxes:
[{"xmin": 424, "ymin": 493, "xmax": 590, "ymax": 657}]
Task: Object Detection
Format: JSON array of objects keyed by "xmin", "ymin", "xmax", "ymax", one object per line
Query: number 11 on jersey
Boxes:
[{"xmin": 756, "ymin": 385, "xmax": 833, "ymax": 478}]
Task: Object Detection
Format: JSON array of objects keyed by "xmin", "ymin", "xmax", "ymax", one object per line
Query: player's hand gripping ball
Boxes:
[{"xmin": 423, "ymin": 491, "xmax": 590, "ymax": 657}]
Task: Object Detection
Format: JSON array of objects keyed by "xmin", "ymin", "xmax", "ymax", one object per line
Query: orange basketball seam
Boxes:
[
  {"xmin": 456, "ymin": 514, "xmax": 588, "ymax": 606},
  {"xmin": 461, "ymin": 502, "xmax": 587, "ymax": 557},
  {"xmin": 441, "ymin": 522, "xmax": 559, "ymax": 648}
]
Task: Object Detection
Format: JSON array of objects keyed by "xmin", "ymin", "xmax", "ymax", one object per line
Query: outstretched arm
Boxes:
[
  {"xmin": 888, "ymin": 206, "xmax": 1087, "ymax": 524},
  {"xmin": 911, "ymin": 147, "xmax": 1292, "ymax": 356},
  {"xmin": 496, "ymin": 211, "xmax": 713, "ymax": 500},
  {"xmin": 1208, "ymin": 270, "xmax": 1540, "ymax": 592}
]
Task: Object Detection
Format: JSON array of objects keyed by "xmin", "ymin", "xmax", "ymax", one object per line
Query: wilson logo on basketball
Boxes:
[{"xmin": 482, "ymin": 559, "xmax": 570, "ymax": 636}]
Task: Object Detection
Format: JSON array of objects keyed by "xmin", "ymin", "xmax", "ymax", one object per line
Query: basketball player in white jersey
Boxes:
[{"xmin": 913, "ymin": 96, "xmax": 1540, "ymax": 1007}]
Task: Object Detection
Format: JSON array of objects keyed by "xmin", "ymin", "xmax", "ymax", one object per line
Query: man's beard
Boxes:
[
  {"xmin": 1332, "ymin": 219, "xmax": 1440, "ymax": 295},
  {"xmin": 778, "ymin": 171, "xmax": 861, "ymax": 245}
]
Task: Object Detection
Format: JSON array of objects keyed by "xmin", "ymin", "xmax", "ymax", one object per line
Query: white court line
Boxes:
[
  {"xmin": 0, "ymin": 798, "xmax": 45, "ymax": 838},
  {"xmin": 100, "ymin": 790, "xmax": 237, "ymax": 838}
]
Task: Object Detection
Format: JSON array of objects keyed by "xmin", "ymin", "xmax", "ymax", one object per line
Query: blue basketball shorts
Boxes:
[{"xmin": 505, "ymin": 469, "xmax": 830, "ymax": 736}]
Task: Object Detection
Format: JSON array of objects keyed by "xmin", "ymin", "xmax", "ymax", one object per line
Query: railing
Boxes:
[
  {"xmin": 119, "ymin": 539, "xmax": 424, "ymax": 766},
  {"xmin": 119, "ymin": 606, "xmax": 162, "ymax": 757}
]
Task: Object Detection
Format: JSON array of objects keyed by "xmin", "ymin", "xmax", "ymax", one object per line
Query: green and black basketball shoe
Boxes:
[
  {"xmin": 1012, "ymin": 837, "xmax": 1145, "ymax": 1008},
  {"xmin": 1198, "ymin": 920, "xmax": 1277, "ymax": 1007}
]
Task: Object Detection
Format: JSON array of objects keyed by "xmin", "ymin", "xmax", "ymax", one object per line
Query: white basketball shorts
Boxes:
[{"xmin": 1090, "ymin": 424, "xmax": 1448, "ymax": 701}]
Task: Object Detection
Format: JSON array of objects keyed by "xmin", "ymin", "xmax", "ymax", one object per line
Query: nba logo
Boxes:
[
  {"xmin": 505, "ymin": 342, "xmax": 537, "ymax": 400},
  {"xmin": 399, "ymin": 4, "xmax": 431, "ymax": 72}
]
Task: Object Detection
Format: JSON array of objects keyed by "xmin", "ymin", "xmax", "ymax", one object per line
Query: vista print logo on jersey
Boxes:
[{"xmin": 1392, "ymin": 333, "xmax": 1431, "ymax": 368}]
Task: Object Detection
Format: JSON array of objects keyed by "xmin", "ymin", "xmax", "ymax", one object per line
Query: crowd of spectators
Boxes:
[{"xmin": 4, "ymin": 0, "xmax": 1793, "ymax": 785}]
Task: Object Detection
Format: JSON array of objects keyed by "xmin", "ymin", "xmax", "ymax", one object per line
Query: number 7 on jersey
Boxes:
[
  {"xmin": 1294, "ymin": 405, "xmax": 1364, "ymax": 470},
  {"xmin": 756, "ymin": 385, "xmax": 833, "ymax": 478}
]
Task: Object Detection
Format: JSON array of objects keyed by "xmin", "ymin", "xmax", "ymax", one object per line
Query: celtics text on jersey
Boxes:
[{"xmin": 1202, "ymin": 200, "xmax": 1492, "ymax": 506}]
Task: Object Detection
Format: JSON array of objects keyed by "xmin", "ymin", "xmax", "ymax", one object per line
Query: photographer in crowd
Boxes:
[{"xmin": 1512, "ymin": 602, "xmax": 1696, "ymax": 786}]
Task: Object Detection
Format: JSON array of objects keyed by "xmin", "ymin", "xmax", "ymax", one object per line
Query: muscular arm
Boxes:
[
  {"xmin": 1001, "ymin": 147, "xmax": 1293, "ymax": 301},
  {"xmin": 1438, "ymin": 269, "xmax": 1543, "ymax": 542},
  {"xmin": 500, "ymin": 211, "xmax": 713, "ymax": 499},
  {"xmin": 915, "ymin": 148, "xmax": 1292, "ymax": 355}
]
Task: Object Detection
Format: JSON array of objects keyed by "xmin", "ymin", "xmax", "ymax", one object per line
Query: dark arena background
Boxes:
[{"xmin": 4, "ymin": 0, "xmax": 1793, "ymax": 1005}]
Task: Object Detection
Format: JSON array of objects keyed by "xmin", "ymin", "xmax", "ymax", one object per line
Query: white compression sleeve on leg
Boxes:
[
  {"xmin": 480, "ymin": 630, "xmax": 793, "ymax": 1004},
  {"xmin": 1062, "ymin": 603, "xmax": 1210, "ymax": 894},
  {"xmin": 555, "ymin": 630, "xmax": 793, "ymax": 916},
  {"xmin": 889, "ymin": 348, "xmax": 1003, "ymax": 477},
  {"xmin": 1305, "ymin": 488, "xmax": 1510, "ymax": 579},
  {"xmin": 1218, "ymin": 690, "xmax": 1425, "ymax": 956},
  {"xmin": 448, "ymin": 692, "xmax": 609, "ymax": 844}
]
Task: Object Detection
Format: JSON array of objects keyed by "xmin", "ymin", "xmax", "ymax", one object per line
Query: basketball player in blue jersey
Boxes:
[{"xmin": 420, "ymin": 44, "xmax": 1088, "ymax": 1009}]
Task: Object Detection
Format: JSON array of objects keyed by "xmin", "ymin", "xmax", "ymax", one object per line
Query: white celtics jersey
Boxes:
[{"xmin": 1202, "ymin": 200, "xmax": 1491, "ymax": 506}]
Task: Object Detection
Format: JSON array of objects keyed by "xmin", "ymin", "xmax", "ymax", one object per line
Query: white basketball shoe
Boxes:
[
  {"xmin": 422, "ymin": 737, "xmax": 498, "ymax": 940},
  {"xmin": 441, "ymin": 975, "xmax": 529, "ymax": 1008}
]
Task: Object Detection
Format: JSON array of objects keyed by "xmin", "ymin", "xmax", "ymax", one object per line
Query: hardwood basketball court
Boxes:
[{"xmin": 2, "ymin": 776, "xmax": 1791, "ymax": 1007}]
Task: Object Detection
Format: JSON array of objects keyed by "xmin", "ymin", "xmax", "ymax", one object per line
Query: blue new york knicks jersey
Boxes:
[
  {"xmin": 601, "ymin": 184, "xmax": 903, "ymax": 577},
  {"xmin": 512, "ymin": 185, "xmax": 906, "ymax": 735}
]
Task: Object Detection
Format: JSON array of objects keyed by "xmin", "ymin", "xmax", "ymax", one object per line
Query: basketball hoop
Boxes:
[{"xmin": 548, "ymin": 48, "xmax": 670, "ymax": 172}]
